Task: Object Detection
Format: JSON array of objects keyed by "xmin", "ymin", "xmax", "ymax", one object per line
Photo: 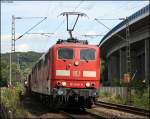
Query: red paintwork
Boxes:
[
  {"xmin": 29, "ymin": 42, "xmax": 100, "ymax": 94},
  {"xmin": 52, "ymin": 43, "xmax": 100, "ymax": 89}
]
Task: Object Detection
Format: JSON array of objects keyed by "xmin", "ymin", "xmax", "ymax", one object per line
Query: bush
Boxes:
[
  {"xmin": 133, "ymin": 88, "xmax": 150, "ymax": 110},
  {"xmin": 99, "ymin": 88, "xmax": 149, "ymax": 110},
  {"xmin": 1, "ymin": 84, "xmax": 28, "ymax": 118}
]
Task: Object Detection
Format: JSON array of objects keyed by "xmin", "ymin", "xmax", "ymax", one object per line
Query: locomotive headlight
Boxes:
[
  {"xmin": 62, "ymin": 82, "xmax": 66, "ymax": 86},
  {"xmin": 74, "ymin": 61, "xmax": 79, "ymax": 66},
  {"xmin": 85, "ymin": 82, "xmax": 90, "ymax": 87}
]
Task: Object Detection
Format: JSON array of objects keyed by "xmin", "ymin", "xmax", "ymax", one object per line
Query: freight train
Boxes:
[{"xmin": 25, "ymin": 12, "xmax": 100, "ymax": 109}]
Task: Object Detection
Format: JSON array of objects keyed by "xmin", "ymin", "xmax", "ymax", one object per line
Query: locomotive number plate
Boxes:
[{"xmin": 70, "ymin": 83, "xmax": 83, "ymax": 86}]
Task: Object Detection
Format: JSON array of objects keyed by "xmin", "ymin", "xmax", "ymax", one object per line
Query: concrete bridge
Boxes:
[{"xmin": 100, "ymin": 5, "xmax": 149, "ymax": 85}]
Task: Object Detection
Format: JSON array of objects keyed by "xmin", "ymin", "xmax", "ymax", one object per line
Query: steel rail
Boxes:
[
  {"xmin": 60, "ymin": 110, "xmax": 104, "ymax": 119},
  {"xmin": 96, "ymin": 101, "xmax": 150, "ymax": 117}
]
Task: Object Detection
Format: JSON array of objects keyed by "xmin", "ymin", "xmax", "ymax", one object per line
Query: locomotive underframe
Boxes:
[{"xmin": 30, "ymin": 88, "xmax": 99, "ymax": 109}]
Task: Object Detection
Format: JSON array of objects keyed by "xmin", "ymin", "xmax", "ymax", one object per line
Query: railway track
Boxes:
[
  {"xmin": 60, "ymin": 109, "xmax": 104, "ymax": 119},
  {"xmin": 95, "ymin": 101, "xmax": 150, "ymax": 117},
  {"xmin": 22, "ymin": 96, "xmax": 104, "ymax": 118},
  {"xmin": 22, "ymin": 96, "xmax": 149, "ymax": 118}
]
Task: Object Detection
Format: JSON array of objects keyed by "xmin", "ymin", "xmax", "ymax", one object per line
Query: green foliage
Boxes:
[
  {"xmin": 1, "ymin": 51, "xmax": 43, "ymax": 87},
  {"xmin": 99, "ymin": 91, "xmax": 126, "ymax": 104},
  {"xmin": 110, "ymin": 94, "xmax": 126, "ymax": 104},
  {"xmin": 133, "ymin": 88, "xmax": 150, "ymax": 110},
  {"xmin": 131, "ymin": 79, "xmax": 145, "ymax": 92},
  {"xmin": 0, "ymin": 60, "xmax": 9, "ymax": 86},
  {"xmin": 1, "ymin": 84, "xmax": 28, "ymax": 118},
  {"xmin": 0, "ymin": 61, "xmax": 22, "ymax": 86},
  {"xmin": 99, "ymin": 87, "xmax": 150, "ymax": 110},
  {"xmin": 99, "ymin": 91, "xmax": 112, "ymax": 102}
]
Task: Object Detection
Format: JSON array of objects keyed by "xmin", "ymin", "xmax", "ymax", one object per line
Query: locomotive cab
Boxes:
[
  {"xmin": 50, "ymin": 41, "xmax": 100, "ymax": 108},
  {"xmin": 53, "ymin": 43, "xmax": 100, "ymax": 89}
]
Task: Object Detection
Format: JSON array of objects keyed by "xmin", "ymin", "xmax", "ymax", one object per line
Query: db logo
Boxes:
[{"xmin": 73, "ymin": 71, "xmax": 80, "ymax": 77}]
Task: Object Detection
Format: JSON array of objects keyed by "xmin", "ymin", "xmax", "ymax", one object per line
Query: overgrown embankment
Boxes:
[
  {"xmin": 99, "ymin": 87, "xmax": 150, "ymax": 110},
  {"xmin": 0, "ymin": 84, "xmax": 29, "ymax": 118}
]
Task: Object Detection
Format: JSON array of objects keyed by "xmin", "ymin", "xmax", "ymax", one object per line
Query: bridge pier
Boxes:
[
  {"xmin": 119, "ymin": 50, "xmax": 122, "ymax": 81},
  {"xmin": 119, "ymin": 49, "xmax": 126, "ymax": 81},
  {"xmin": 145, "ymin": 39, "xmax": 149, "ymax": 85},
  {"xmin": 108, "ymin": 54, "xmax": 120, "ymax": 86},
  {"xmin": 131, "ymin": 50, "xmax": 137, "ymax": 76}
]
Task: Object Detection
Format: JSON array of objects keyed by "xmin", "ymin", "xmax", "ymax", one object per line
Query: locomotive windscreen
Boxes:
[
  {"xmin": 80, "ymin": 49, "xmax": 95, "ymax": 60},
  {"xmin": 58, "ymin": 48, "xmax": 73, "ymax": 59}
]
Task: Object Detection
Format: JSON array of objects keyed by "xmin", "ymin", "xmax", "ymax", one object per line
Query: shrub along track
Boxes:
[{"xmin": 0, "ymin": 103, "xmax": 12, "ymax": 119}]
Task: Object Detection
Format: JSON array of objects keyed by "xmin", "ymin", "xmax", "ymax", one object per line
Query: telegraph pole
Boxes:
[
  {"xmin": 9, "ymin": 15, "xmax": 15, "ymax": 87},
  {"xmin": 95, "ymin": 17, "xmax": 132, "ymax": 105},
  {"xmin": 126, "ymin": 17, "xmax": 131, "ymax": 75},
  {"xmin": 9, "ymin": 15, "xmax": 47, "ymax": 87},
  {"xmin": 125, "ymin": 17, "xmax": 132, "ymax": 105}
]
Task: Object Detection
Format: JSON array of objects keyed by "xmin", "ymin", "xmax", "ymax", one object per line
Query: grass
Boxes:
[
  {"xmin": 99, "ymin": 88, "xmax": 150, "ymax": 110},
  {"xmin": 99, "ymin": 91, "xmax": 127, "ymax": 104},
  {"xmin": 1, "ymin": 83, "xmax": 29, "ymax": 118},
  {"xmin": 132, "ymin": 88, "xmax": 150, "ymax": 110}
]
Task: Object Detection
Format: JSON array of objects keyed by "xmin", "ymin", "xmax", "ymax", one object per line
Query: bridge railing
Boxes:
[{"xmin": 100, "ymin": 4, "xmax": 150, "ymax": 45}]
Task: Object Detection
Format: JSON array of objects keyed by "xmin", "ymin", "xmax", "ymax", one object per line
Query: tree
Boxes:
[
  {"xmin": 1, "ymin": 52, "xmax": 42, "ymax": 87},
  {"xmin": 0, "ymin": 60, "xmax": 9, "ymax": 86}
]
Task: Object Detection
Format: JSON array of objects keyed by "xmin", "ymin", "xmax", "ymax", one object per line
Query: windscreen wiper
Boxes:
[{"xmin": 83, "ymin": 57, "xmax": 88, "ymax": 63}]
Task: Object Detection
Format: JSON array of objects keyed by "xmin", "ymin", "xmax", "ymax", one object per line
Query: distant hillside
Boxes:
[
  {"xmin": 1, "ymin": 51, "xmax": 43, "ymax": 63},
  {"xmin": 1, "ymin": 51, "xmax": 43, "ymax": 68},
  {"xmin": 1, "ymin": 51, "xmax": 43, "ymax": 86}
]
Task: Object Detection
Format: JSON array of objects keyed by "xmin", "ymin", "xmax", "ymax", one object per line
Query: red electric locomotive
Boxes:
[{"xmin": 26, "ymin": 12, "xmax": 100, "ymax": 109}]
